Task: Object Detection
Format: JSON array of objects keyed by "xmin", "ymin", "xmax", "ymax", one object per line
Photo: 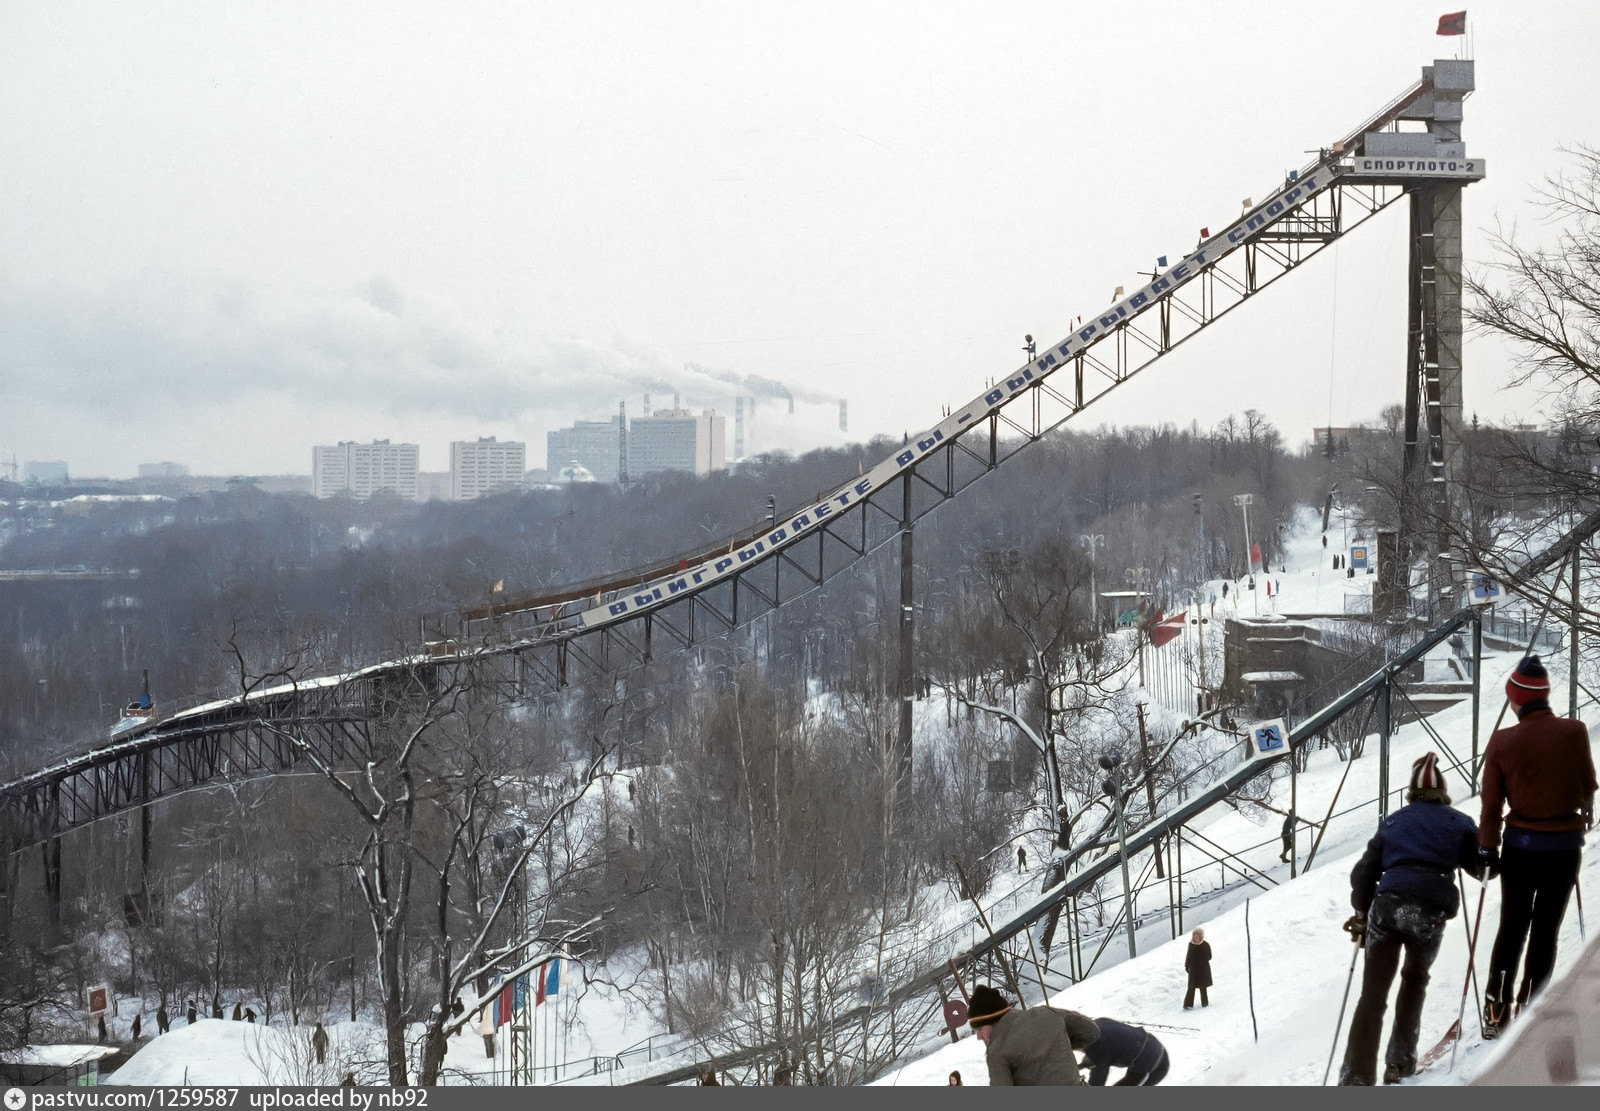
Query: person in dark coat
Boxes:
[
  {"xmin": 1479, "ymin": 656, "xmax": 1597, "ymax": 1037},
  {"xmin": 947, "ymin": 1070, "xmax": 962, "ymax": 1085},
  {"xmin": 244, "ymin": 1008, "xmax": 256, "ymax": 1023},
  {"xmin": 1183, "ymin": 929, "xmax": 1212, "ymax": 1008},
  {"xmin": 1017, "ymin": 845, "xmax": 1028, "ymax": 873},
  {"xmin": 232, "ymin": 1001, "xmax": 243, "ymax": 1021},
  {"xmin": 157, "ymin": 1003, "xmax": 170, "ymax": 1035},
  {"xmin": 968, "ymin": 984, "xmax": 1099, "ymax": 1085},
  {"xmin": 1280, "ymin": 811, "xmax": 1296, "ymax": 863},
  {"xmin": 312, "ymin": 1022, "xmax": 330, "ymax": 1065},
  {"xmin": 1339, "ymin": 753, "xmax": 1482, "ymax": 1085},
  {"xmin": 1081, "ymin": 1017, "xmax": 1169, "ymax": 1085},
  {"xmin": 697, "ymin": 1070, "xmax": 719, "ymax": 1086},
  {"xmin": 211, "ymin": 997, "xmax": 223, "ymax": 1019},
  {"xmin": 187, "ymin": 1002, "xmax": 198, "ymax": 1025},
  {"xmin": 131, "ymin": 1014, "xmax": 142, "ymax": 1041},
  {"xmin": 97, "ymin": 1015, "xmax": 108, "ymax": 1043}
]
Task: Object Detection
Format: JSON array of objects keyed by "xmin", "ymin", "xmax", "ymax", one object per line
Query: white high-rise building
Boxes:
[
  {"xmin": 312, "ymin": 440, "xmax": 419, "ymax": 500},
  {"xmin": 449, "ymin": 437, "xmax": 526, "ymax": 500},
  {"xmin": 627, "ymin": 409, "xmax": 727, "ymax": 478},
  {"xmin": 546, "ymin": 417, "xmax": 622, "ymax": 483}
]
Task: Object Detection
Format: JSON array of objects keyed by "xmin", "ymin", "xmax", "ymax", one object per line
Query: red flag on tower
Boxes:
[
  {"xmin": 1250, "ymin": 541, "xmax": 1262, "ymax": 570},
  {"xmin": 1436, "ymin": 10, "xmax": 1466, "ymax": 35}
]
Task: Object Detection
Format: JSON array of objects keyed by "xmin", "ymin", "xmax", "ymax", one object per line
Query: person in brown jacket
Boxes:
[
  {"xmin": 1479, "ymin": 656, "xmax": 1597, "ymax": 1037},
  {"xmin": 967, "ymin": 983, "xmax": 1100, "ymax": 1085}
]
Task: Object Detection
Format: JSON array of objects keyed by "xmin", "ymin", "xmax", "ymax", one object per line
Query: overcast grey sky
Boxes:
[{"xmin": 4, "ymin": 0, "xmax": 1597, "ymax": 478}]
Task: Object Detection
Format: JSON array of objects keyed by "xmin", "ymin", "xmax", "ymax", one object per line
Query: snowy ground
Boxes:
[
  {"xmin": 868, "ymin": 509, "xmax": 1598, "ymax": 1086},
  {"xmin": 100, "ymin": 503, "xmax": 1597, "ymax": 1086}
]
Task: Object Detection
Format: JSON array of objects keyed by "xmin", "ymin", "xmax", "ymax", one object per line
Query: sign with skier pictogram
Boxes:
[
  {"xmin": 1245, "ymin": 718, "xmax": 1289, "ymax": 762},
  {"xmin": 1469, "ymin": 573, "xmax": 1502, "ymax": 606}
]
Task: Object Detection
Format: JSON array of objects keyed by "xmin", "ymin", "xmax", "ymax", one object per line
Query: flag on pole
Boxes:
[
  {"xmin": 1112, "ymin": 286, "xmax": 1124, "ymax": 301},
  {"xmin": 1156, "ymin": 255, "xmax": 1168, "ymax": 269},
  {"xmin": 479, "ymin": 974, "xmax": 503, "ymax": 1034},
  {"xmin": 514, "ymin": 974, "xmax": 528, "ymax": 1014},
  {"xmin": 496, "ymin": 977, "xmax": 514, "ymax": 1027},
  {"xmin": 535, "ymin": 963, "xmax": 547, "ymax": 1007},
  {"xmin": 1437, "ymin": 10, "xmax": 1466, "ymax": 34},
  {"xmin": 1250, "ymin": 541, "xmax": 1262, "ymax": 569},
  {"xmin": 545, "ymin": 957, "xmax": 561, "ymax": 998},
  {"xmin": 1199, "ymin": 227, "xmax": 1210, "ymax": 239}
]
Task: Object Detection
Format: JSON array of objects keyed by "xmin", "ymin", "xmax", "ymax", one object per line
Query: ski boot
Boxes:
[
  {"xmin": 1482, "ymin": 997, "xmax": 1508, "ymax": 1041},
  {"xmin": 1383, "ymin": 1064, "xmax": 1408, "ymax": 1085}
]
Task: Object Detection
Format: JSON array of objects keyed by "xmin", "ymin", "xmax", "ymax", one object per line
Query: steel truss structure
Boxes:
[
  {"xmin": 0, "ymin": 173, "xmax": 1404, "ymax": 858},
  {"xmin": 620, "ymin": 507, "xmax": 1600, "ymax": 1086}
]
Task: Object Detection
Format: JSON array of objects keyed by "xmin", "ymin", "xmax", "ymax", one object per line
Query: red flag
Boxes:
[
  {"xmin": 496, "ymin": 981, "xmax": 513, "ymax": 1026},
  {"xmin": 1150, "ymin": 612, "xmax": 1187, "ymax": 649},
  {"xmin": 535, "ymin": 963, "xmax": 547, "ymax": 1007},
  {"xmin": 1199, "ymin": 227, "xmax": 1210, "ymax": 238},
  {"xmin": 1250, "ymin": 541, "xmax": 1262, "ymax": 568},
  {"xmin": 1437, "ymin": 10, "xmax": 1466, "ymax": 34}
]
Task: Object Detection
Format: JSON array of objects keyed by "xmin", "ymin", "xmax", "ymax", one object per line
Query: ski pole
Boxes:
[
  {"xmin": 1323, "ymin": 933, "xmax": 1363, "ymax": 1086},
  {"xmin": 1577, "ymin": 879, "xmax": 1586, "ymax": 942},
  {"xmin": 1449, "ymin": 874, "xmax": 1489, "ymax": 1072},
  {"xmin": 1455, "ymin": 872, "xmax": 1482, "ymax": 1029}
]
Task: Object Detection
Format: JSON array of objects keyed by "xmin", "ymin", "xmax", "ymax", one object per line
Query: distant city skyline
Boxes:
[{"xmin": 6, "ymin": 2, "xmax": 1594, "ymax": 478}]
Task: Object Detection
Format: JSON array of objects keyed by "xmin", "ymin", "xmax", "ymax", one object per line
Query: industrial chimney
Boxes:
[
  {"xmin": 838, "ymin": 399, "xmax": 848, "ymax": 433},
  {"xmin": 735, "ymin": 397, "xmax": 745, "ymax": 459},
  {"xmin": 618, "ymin": 401, "xmax": 629, "ymax": 485}
]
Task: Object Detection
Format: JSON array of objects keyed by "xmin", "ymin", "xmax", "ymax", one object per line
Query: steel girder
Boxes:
[{"xmin": 2, "ymin": 180, "xmax": 1412, "ymax": 850}]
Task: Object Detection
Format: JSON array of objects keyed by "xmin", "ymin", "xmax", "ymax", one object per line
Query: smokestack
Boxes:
[
  {"xmin": 735, "ymin": 396, "xmax": 745, "ymax": 459},
  {"xmin": 838, "ymin": 399, "xmax": 848, "ymax": 433},
  {"xmin": 673, "ymin": 390, "xmax": 680, "ymax": 410},
  {"xmin": 618, "ymin": 401, "xmax": 628, "ymax": 485}
]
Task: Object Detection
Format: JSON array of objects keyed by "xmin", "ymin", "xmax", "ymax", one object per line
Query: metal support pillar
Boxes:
[
  {"xmin": 895, "ymin": 480, "xmax": 916, "ymax": 826},
  {"xmin": 1571, "ymin": 552, "xmax": 1581, "ymax": 719},
  {"xmin": 1176, "ymin": 825, "xmax": 1184, "ymax": 935},
  {"xmin": 1378, "ymin": 678, "xmax": 1393, "ymax": 820},
  {"xmin": 141, "ymin": 805, "xmax": 153, "ymax": 884},
  {"xmin": 1135, "ymin": 703, "xmax": 1164, "ymax": 877},
  {"xmin": 1471, "ymin": 612, "xmax": 1483, "ymax": 793},
  {"xmin": 1399, "ymin": 175, "xmax": 1467, "ymax": 614},
  {"xmin": 1289, "ymin": 747, "xmax": 1299, "ymax": 879},
  {"xmin": 43, "ymin": 836, "xmax": 62, "ymax": 936}
]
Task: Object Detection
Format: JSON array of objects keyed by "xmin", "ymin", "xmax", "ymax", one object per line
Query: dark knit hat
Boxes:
[
  {"xmin": 967, "ymin": 984, "xmax": 1011, "ymax": 1028},
  {"xmin": 1506, "ymin": 656, "xmax": 1551, "ymax": 713}
]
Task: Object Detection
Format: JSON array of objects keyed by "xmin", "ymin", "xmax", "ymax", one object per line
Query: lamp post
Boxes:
[
  {"xmin": 1189, "ymin": 587, "xmax": 1210, "ymax": 711},
  {"xmin": 1233, "ymin": 493, "xmax": 1257, "ymax": 616},
  {"xmin": 1125, "ymin": 567, "xmax": 1151, "ymax": 685},
  {"xmin": 1082, "ymin": 534, "xmax": 1105, "ymax": 629},
  {"xmin": 1100, "ymin": 752, "xmax": 1138, "ymax": 959}
]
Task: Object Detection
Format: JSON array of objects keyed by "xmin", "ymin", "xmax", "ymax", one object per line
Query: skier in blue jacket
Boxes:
[{"xmin": 1338, "ymin": 753, "xmax": 1483, "ymax": 1085}]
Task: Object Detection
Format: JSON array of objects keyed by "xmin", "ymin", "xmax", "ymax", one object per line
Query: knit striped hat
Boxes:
[
  {"xmin": 1410, "ymin": 752, "xmax": 1445, "ymax": 793},
  {"xmin": 1506, "ymin": 656, "xmax": 1551, "ymax": 712}
]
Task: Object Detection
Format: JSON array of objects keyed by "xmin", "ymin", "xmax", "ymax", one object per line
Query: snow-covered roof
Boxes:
[{"xmin": 0, "ymin": 1044, "xmax": 118, "ymax": 1067}]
